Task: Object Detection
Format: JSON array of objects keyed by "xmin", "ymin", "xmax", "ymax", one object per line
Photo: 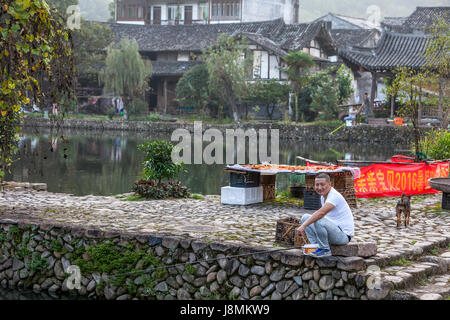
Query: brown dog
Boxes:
[{"xmin": 396, "ymin": 193, "xmax": 411, "ymax": 228}]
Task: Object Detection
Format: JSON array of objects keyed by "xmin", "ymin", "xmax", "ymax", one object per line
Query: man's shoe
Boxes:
[{"xmin": 309, "ymin": 248, "xmax": 332, "ymax": 258}]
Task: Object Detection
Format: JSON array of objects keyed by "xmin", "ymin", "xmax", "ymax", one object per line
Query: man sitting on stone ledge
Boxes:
[{"xmin": 296, "ymin": 173, "xmax": 355, "ymax": 258}]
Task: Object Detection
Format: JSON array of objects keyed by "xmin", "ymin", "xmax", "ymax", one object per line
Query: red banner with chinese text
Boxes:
[{"xmin": 355, "ymin": 162, "xmax": 449, "ymax": 198}]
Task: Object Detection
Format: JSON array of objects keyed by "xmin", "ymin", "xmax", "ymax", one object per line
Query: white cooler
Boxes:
[{"xmin": 221, "ymin": 186, "xmax": 263, "ymax": 205}]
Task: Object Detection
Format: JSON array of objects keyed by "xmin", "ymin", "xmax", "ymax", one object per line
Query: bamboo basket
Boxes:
[{"xmin": 275, "ymin": 217, "xmax": 309, "ymax": 246}]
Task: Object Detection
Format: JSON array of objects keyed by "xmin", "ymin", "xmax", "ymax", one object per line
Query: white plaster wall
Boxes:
[
  {"xmin": 260, "ymin": 51, "xmax": 269, "ymax": 79},
  {"xmin": 253, "ymin": 50, "xmax": 262, "ymax": 78},
  {"xmin": 269, "ymin": 55, "xmax": 280, "ymax": 79},
  {"xmin": 242, "ymin": 0, "xmax": 297, "ymax": 23},
  {"xmin": 177, "ymin": 52, "xmax": 190, "ymax": 61}
]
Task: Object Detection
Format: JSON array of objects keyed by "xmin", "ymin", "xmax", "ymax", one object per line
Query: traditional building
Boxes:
[
  {"xmin": 107, "ymin": 18, "xmax": 336, "ymax": 113},
  {"xmin": 330, "ymin": 28, "xmax": 381, "ymax": 103},
  {"xmin": 382, "ymin": 6, "xmax": 450, "ymax": 34},
  {"xmin": 339, "ymin": 31, "xmax": 434, "ymax": 117},
  {"xmin": 114, "ymin": 0, "xmax": 300, "ymax": 25},
  {"xmin": 340, "ymin": 6, "xmax": 449, "ymax": 118},
  {"xmin": 312, "ymin": 12, "xmax": 381, "ymax": 31}
]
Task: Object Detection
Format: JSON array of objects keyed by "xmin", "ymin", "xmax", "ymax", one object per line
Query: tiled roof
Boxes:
[
  {"xmin": 234, "ymin": 32, "xmax": 288, "ymax": 57},
  {"xmin": 151, "ymin": 61, "xmax": 201, "ymax": 76},
  {"xmin": 106, "ymin": 19, "xmax": 336, "ymax": 56},
  {"xmin": 404, "ymin": 7, "xmax": 450, "ymax": 28},
  {"xmin": 382, "ymin": 7, "xmax": 450, "ymax": 33},
  {"xmin": 330, "ymin": 29, "xmax": 380, "ymax": 49},
  {"xmin": 339, "ymin": 31, "xmax": 432, "ymax": 72}
]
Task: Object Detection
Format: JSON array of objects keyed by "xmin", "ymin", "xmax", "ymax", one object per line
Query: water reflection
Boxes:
[{"xmin": 7, "ymin": 127, "xmax": 409, "ymax": 196}]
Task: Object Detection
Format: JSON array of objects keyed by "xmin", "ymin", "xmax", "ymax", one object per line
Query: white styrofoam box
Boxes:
[{"xmin": 221, "ymin": 186, "xmax": 263, "ymax": 205}]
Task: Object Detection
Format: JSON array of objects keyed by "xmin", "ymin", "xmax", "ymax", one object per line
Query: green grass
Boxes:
[
  {"xmin": 444, "ymin": 295, "xmax": 450, "ymax": 300},
  {"xmin": 389, "ymin": 257, "xmax": 414, "ymax": 267},
  {"xmin": 430, "ymin": 246, "xmax": 439, "ymax": 256},
  {"xmin": 123, "ymin": 195, "xmax": 147, "ymax": 202},
  {"xmin": 190, "ymin": 193, "xmax": 204, "ymax": 200}
]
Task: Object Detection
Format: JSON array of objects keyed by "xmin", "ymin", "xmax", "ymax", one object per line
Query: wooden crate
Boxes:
[
  {"xmin": 260, "ymin": 174, "xmax": 276, "ymax": 185},
  {"xmin": 263, "ymin": 184, "xmax": 276, "ymax": 201},
  {"xmin": 275, "ymin": 217, "xmax": 309, "ymax": 246}
]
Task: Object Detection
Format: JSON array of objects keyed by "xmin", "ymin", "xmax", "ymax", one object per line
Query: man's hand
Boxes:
[{"xmin": 296, "ymin": 224, "xmax": 306, "ymax": 236}]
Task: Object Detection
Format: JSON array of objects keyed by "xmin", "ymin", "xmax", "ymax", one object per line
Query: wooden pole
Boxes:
[
  {"xmin": 164, "ymin": 78, "xmax": 168, "ymax": 114},
  {"xmin": 370, "ymin": 72, "xmax": 377, "ymax": 116}
]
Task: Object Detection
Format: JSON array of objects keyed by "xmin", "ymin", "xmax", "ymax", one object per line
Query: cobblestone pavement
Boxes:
[{"xmin": 0, "ymin": 188, "xmax": 449, "ymax": 254}]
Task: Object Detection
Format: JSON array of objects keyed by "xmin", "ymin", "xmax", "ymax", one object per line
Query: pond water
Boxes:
[
  {"xmin": 2, "ymin": 126, "xmax": 411, "ymax": 299},
  {"xmin": 6, "ymin": 127, "xmax": 411, "ymax": 196}
]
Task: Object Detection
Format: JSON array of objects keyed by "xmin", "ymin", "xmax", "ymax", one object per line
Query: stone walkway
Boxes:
[{"xmin": 0, "ymin": 187, "xmax": 448, "ymax": 256}]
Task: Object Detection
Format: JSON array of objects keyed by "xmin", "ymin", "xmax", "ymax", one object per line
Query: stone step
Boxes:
[
  {"xmin": 331, "ymin": 242, "xmax": 377, "ymax": 258},
  {"xmin": 390, "ymin": 273, "xmax": 450, "ymax": 300},
  {"xmin": 385, "ymin": 250, "xmax": 450, "ymax": 300}
]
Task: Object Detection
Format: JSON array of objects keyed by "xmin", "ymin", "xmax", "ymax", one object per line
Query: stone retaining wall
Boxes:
[
  {"xmin": 0, "ymin": 220, "xmax": 382, "ymax": 300},
  {"xmin": 22, "ymin": 118, "xmax": 428, "ymax": 143}
]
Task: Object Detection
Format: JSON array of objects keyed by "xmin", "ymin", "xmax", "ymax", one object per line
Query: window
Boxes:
[
  {"xmin": 199, "ymin": 3, "xmax": 208, "ymax": 20},
  {"xmin": 137, "ymin": 6, "xmax": 143, "ymax": 18},
  {"xmin": 118, "ymin": 6, "xmax": 124, "ymax": 18},
  {"xmin": 234, "ymin": 2, "xmax": 239, "ymax": 17},
  {"xmin": 168, "ymin": 5, "xmax": 181, "ymax": 20},
  {"xmin": 230, "ymin": 2, "xmax": 233, "ymax": 17},
  {"xmin": 211, "ymin": 4, "xmax": 216, "ymax": 17},
  {"xmin": 225, "ymin": 3, "xmax": 230, "ymax": 16}
]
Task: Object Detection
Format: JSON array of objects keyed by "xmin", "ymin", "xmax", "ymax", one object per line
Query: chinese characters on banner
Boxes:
[{"xmin": 355, "ymin": 162, "xmax": 449, "ymax": 198}]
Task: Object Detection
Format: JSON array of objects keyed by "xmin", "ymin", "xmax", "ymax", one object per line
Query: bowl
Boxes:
[{"xmin": 302, "ymin": 244, "xmax": 319, "ymax": 255}]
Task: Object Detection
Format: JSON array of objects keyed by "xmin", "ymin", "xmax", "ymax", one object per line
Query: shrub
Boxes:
[
  {"xmin": 147, "ymin": 112, "xmax": 160, "ymax": 122},
  {"xmin": 106, "ymin": 107, "xmax": 115, "ymax": 120},
  {"xmin": 128, "ymin": 98, "xmax": 148, "ymax": 117},
  {"xmin": 138, "ymin": 140, "xmax": 187, "ymax": 183},
  {"xmin": 135, "ymin": 140, "xmax": 189, "ymax": 199},
  {"xmin": 415, "ymin": 129, "xmax": 450, "ymax": 160}
]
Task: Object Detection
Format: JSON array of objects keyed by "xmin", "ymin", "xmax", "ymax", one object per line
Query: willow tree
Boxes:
[
  {"xmin": 283, "ymin": 51, "xmax": 315, "ymax": 122},
  {"xmin": 101, "ymin": 37, "xmax": 152, "ymax": 115},
  {"xmin": 0, "ymin": 0, "xmax": 75, "ymax": 182}
]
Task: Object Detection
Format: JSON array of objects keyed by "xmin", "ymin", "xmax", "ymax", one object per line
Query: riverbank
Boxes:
[
  {"xmin": 22, "ymin": 117, "xmax": 426, "ymax": 143},
  {"xmin": 0, "ymin": 183, "xmax": 449, "ymax": 300}
]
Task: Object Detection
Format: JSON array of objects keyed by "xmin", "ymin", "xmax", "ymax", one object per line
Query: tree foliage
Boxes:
[
  {"xmin": 424, "ymin": 17, "xmax": 450, "ymax": 129},
  {"xmin": 283, "ymin": 51, "xmax": 315, "ymax": 121},
  {"xmin": 100, "ymin": 37, "xmax": 152, "ymax": 112},
  {"xmin": 388, "ymin": 66, "xmax": 436, "ymax": 157},
  {"xmin": 247, "ymin": 79, "xmax": 290, "ymax": 119},
  {"xmin": 0, "ymin": 0, "xmax": 75, "ymax": 181},
  {"xmin": 138, "ymin": 140, "xmax": 187, "ymax": 183},
  {"xmin": 201, "ymin": 34, "xmax": 252, "ymax": 123},
  {"xmin": 175, "ymin": 63, "xmax": 213, "ymax": 117},
  {"xmin": 300, "ymin": 65, "xmax": 354, "ymax": 121},
  {"xmin": 72, "ymin": 20, "xmax": 114, "ymax": 82}
]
